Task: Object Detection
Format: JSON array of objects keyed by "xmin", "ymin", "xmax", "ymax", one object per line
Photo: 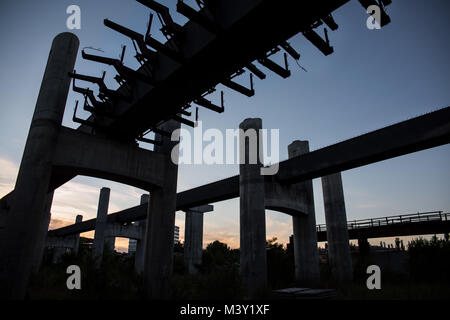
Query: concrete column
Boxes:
[
  {"xmin": 144, "ymin": 119, "xmax": 180, "ymax": 299},
  {"xmin": 0, "ymin": 33, "xmax": 79, "ymax": 299},
  {"xmin": 31, "ymin": 191, "xmax": 54, "ymax": 274},
  {"xmin": 73, "ymin": 214, "xmax": 83, "ymax": 256},
  {"xmin": 134, "ymin": 194, "xmax": 149, "ymax": 274},
  {"xmin": 321, "ymin": 172, "xmax": 353, "ymax": 283},
  {"xmin": 239, "ymin": 118, "xmax": 267, "ymax": 298},
  {"xmin": 184, "ymin": 205, "xmax": 214, "ymax": 274},
  {"xmin": 93, "ymin": 187, "xmax": 111, "ymax": 266},
  {"xmin": 105, "ymin": 236, "xmax": 115, "ymax": 252},
  {"xmin": 288, "ymin": 141, "xmax": 320, "ymax": 287}
]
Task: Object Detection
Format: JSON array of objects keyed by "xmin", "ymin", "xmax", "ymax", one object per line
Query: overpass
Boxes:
[{"xmin": 50, "ymin": 210, "xmax": 450, "ymax": 244}]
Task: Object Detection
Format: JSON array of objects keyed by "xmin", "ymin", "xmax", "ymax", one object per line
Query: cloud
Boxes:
[{"xmin": 0, "ymin": 156, "xmax": 18, "ymax": 198}]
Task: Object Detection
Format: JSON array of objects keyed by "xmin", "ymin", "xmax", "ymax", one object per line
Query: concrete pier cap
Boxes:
[{"xmin": 322, "ymin": 172, "xmax": 353, "ymax": 283}]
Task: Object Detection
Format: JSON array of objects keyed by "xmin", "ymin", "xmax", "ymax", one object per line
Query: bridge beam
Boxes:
[
  {"xmin": 264, "ymin": 177, "xmax": 310, "ymax": 215},
  {"xmin": 239, "ymin": 118, "xmax": 267, "ymax": 298},
  {"xmin": 288, "ymin": 141, "xmax": 320, "ymax": 287},
  {"xmin": 0, "ymin": 33, "xmax": 79, "ymax": 299},
  {"xmin": 184, "ymin": 205, "xmax": 214, "ymax": 275},
  {"xmin": 322, "ymin": 172, "xmax": 353, "ymax": 283}
]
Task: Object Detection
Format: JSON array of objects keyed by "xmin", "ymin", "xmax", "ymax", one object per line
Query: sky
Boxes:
[{"xmin": 0, "ymin": 0, "xmax": 449, "ymax": 252}]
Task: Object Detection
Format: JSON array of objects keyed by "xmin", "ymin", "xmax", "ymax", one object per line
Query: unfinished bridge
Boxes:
[{"xmin": 1, "ymin": 0, "xmax": 449, "ymax": 300}]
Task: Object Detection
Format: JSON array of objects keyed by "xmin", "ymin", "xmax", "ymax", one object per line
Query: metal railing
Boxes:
[{"xmin": 316, "ymin": 211, "xmax": 449, "ymax": 232}]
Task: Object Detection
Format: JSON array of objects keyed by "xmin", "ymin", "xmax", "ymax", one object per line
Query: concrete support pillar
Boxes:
[
  {"xmin": 134, "ymin": 194, "xmax": 149, "ymax": 274},
  {"xmin": 144, "ymin": 119, "xmax": 180, "ymax": 299},
  {"xmin": 93, "ymin": 187, "xmax": 111, "ymax": 266},
  {"xmin": 0, "ymin": 33, "xmax": 79, "ymax": 299},
  {"xmin": 73, "ymin": 214, "xmax": 83, "ymax": 256},
  {"xmin": 184, "ymin": 205, "xmax": 214, "ymax": 274},
  {"xmin": 53, "ymin": 215, "xmax": 83, "ymax": 263},
  {"xmin": 321, "ymin": 172, "xmax": 353, "ymax": 283},
  {"xmin": 31, "ymin": 191, "xmax": 54, "ymax": 274},
  {"xmin": 288, "ymin": 141, "xmax": 320, "ymax": 287},
  {"xmin": 239, "ymin": 118, "xmax": 267, "ymax": 298}
]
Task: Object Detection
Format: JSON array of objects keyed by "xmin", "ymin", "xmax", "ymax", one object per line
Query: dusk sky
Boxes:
[{"xmin": 0, "ymin": 0, "xmax": 449, "ymax": 251}]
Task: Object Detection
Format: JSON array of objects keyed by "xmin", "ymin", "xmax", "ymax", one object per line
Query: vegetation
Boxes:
[{"xmin": 408, "ymin": 235, "xmax": 450, "ymax": 283}]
